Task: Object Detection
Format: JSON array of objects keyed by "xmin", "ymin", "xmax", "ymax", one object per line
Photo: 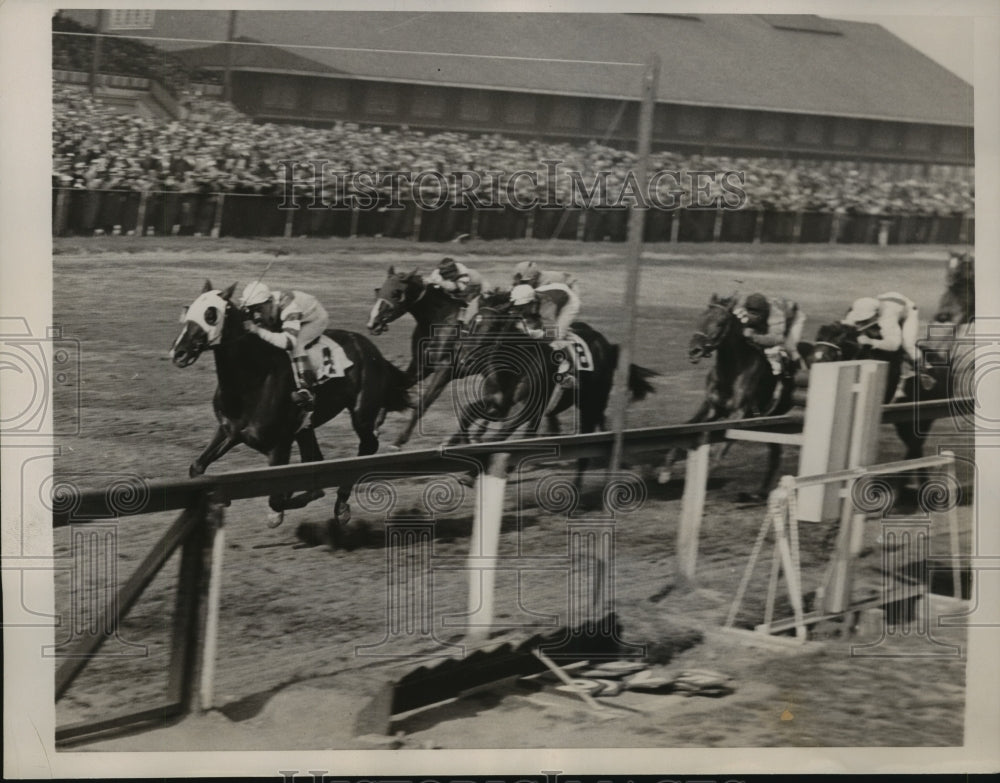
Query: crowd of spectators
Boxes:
[
  {"xmin": 53, "ymin": 12, "xmax": 219, "ymax": 96},
  {"xmin": 53, "ymin": 81, "xmax": 974, "ymax": 218}
]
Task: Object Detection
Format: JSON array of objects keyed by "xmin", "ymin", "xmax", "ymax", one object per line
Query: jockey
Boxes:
[
  {"xmin": 842, "ymin": 292, "xmax": 920, "ymax": 400},
  {"xmin": 240, "ymin": 282, "xmax": 329, "ymax": 410},
  {"xmin": 512, "ymin": 260, "xmax": 579, "ymax": 294},
  {"xmin": 426, "ymin": 257, "xmax": 490, "ymax": 324},
  {"xmin": 509, "ymin": 281, "xmax": 581, "ymax": 388},
  {"xmin": 735, "ymin": 292, "xmax": 806, "ymax": 375}
]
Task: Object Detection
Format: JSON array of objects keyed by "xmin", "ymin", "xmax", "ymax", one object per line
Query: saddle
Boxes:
[
  {"xmin": 303, "ymin": 335, "xmax": 353, "ymax": 382},
  {"xmin": 563, "ymin": 331, "xmax": 595, "ymax": 373}
]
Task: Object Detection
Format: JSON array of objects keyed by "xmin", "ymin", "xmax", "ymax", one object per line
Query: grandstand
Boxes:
[
  {"xmin": 58, "ymin": 10, "xmax": 973, "ymax": 172},
  {"xmin": 51, "ymin": 11, "xmax": 974, "ymax": 243}
]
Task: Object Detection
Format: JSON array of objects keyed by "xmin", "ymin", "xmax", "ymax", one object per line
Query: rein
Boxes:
[{"xmin": 693, "ymin": 302, "xmax": 737, "ymax": 352}]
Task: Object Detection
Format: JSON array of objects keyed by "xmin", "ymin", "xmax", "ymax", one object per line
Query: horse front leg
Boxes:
[
  {"xmin": 189, "ymin": 425, "xmax": 239, "ymax": 477},
  {"xmin": 280, "ymin": 428, "xmax": 327, "ymax": 512},
  {"xmin": 394, "ymin": 366, "xmax": 453, "ymax": 448},
  {"xmin": 265, "ymin": 439, "xmax": 294, "ymax": 528}
]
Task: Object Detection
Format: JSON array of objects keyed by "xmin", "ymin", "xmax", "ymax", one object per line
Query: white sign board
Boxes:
[{"xmin": 107, "ymin": 10, "xmax": 156, "ymax": 30}]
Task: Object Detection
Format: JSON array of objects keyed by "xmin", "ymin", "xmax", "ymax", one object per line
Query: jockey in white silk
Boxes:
[
  {"xmin": 842, "ymin": 291, "xmax": 920, "ymax": 400},
  {"xmin": 512, "ymin": 260, "xmax": 580, "ymax": 295},
  {"xmin": 510, "ymin": 281, "xmax": 581, "ymax": 388},
  {"xmin": 240, "ymin": 281, "xmax": 329, "ymax": 409}
]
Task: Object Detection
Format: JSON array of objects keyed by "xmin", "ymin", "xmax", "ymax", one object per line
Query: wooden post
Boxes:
[
  {"xmin": 134, "ymin": 190, "xmax": 148, "ymax": 236},
  {"xmin": 609, "ymin": 54, "xmax": 659, "ymax": 475},
  {"xmin": 89, "ymin": 10, "xmax": 105, "ymax": 96},
  {"xmin": 712, "ymin": 205, "xmax": 724, "ymax": 242},
  {"xmin": 166, "ymin": 496, "xmax": 211, "ymax": 710},
  {"xmin": 283, "ymin": 205, "xmax": 295, "ymax": 238},
  {"xmin": 198, "ymin": 500, "xmax": 226, "ymax": 711},
  {"xmin": 222, "ymin": 11, "xmax": 237, "ymax": 103},
  {"xmin": 465, "ymin": 453, "xmax": 510, "ymax": 643},
  {"xmin": 210, "ymin": 193, "xmax": 224, "ymax": 238},
  {"xmin": 677, "ymin": 436, "xmax": 710, "ymax": 586}
]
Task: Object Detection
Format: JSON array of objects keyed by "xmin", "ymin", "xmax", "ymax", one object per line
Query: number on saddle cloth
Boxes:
[
  {"xmin": 306, "ymin": 336, "xmax": 354, "ymax": 382},
  {"xmin": 566, "ymin": 332, "xmax": 594, "ymax": 372}
]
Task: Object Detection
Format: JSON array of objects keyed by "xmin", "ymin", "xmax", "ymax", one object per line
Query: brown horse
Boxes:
[
  {"xmin": 171, "ymin": 281, "xmax": 411, "ymax": 532},
  {"xmin": 934, "ymin": 250, "xmax": 975, "ymax": 325},
  {"xmin": 367, "ymin": 266, "xmax": 478, "ymax": 447},
  {"xmin": 658, "ymin": 294, "xmax": 796, "ymax": 500}
]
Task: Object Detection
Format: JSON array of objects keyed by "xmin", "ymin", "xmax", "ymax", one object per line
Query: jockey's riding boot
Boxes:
[{"xmin": 291, "ymin": 367, "xmax": 317, "ymax": 411}]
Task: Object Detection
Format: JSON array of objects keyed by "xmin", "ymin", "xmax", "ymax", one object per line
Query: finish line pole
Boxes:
[{"xmin": 610, "ymin": 54, "xmax": 660, "ymax": 475}]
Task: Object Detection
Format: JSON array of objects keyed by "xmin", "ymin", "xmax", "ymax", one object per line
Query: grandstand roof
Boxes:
[
  {"xmin": 82, "ymin": 11, "xmax": 972, "ymax": 126},
  {"xmin": 175, "ymin": 36, "xmax": 342, "ymax": 76}
]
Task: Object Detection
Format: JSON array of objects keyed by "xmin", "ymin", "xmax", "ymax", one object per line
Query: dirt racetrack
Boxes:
[{"xmin": 50, "ymin": 238, "xmax": 974, "ymax": 750}]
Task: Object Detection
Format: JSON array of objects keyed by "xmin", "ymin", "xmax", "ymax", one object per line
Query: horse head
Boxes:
[
  {"xmin": 171, "ymin": 280, "xmax": 239, "ymax": 367},
  {"xmin": 688, "ymin": 293, "xmax": 738, "ymax": 363},
  {"xmin": 934, "ymin": 250, "xmax": 975, "ymax": 324},
  {"xmin": 368, "ymin": 266, "xmax": 422, "ymax": 335}
]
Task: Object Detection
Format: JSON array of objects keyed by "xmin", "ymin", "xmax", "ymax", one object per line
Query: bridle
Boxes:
[
  {"xmin": 692, "ymin": 301, "xmax": 735, "ymax": 354},
  {"xmin": 373, "ymin": 276, "xmax": 428, "ymax": 328}
]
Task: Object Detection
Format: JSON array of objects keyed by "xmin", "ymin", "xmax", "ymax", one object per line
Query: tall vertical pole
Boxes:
[
  {"xmin": 609, "ymin": 54, "xmax": 659, "ymax": 474},
  {"xmin": 88, "ymin": 9, "xmax": 106, "ymax": 96},
  {"xmin": 222, "ymin": 11, "xmax": 238, "ymax": 103}
]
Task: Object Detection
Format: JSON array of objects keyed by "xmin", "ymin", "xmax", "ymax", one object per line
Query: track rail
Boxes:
[{"xmin": 52, "ymin": 397, "xmax": 965, "ymax": 526}]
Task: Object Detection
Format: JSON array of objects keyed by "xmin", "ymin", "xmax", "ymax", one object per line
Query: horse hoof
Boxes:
[
  {"xmin": 457, "ymin": 472, "xmax": 476, "ymax": 488},
  {"xmin": 382, "ymin": 443, "xmax": 402, "ymax": 453},
  {"xmin": 189, "ymin": 464, "xmax": 203, "ymax": 478},
  {"xmin": 335, "ymin": 501, "xmax": 351, "ymax": 525},
  {"xmin": 656, "ymin": 469, "xmax": 673, "ymax": 485},
  {"xmin": 267, "ymin": 509, "xmax": 285, "ymax": 528}
]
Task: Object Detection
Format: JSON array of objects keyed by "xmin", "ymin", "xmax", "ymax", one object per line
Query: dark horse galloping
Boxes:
[
  {"xmin": 450, "ymin": 298, "xmax": 659, "ymax": 484},
  {"xmin": 171, "ymin": 281, "xmax": 411, "ymax": 530},
  {"xmin": 798, "ymin": 319, "xmax": 954, "ymax": 463},
  {"xmin": 935, "ymin": 250, "xmax": 975, "ymax": 326},
  {"xmin": 367, "ymin": 267, "xmax": 474, "ymax": 447},
  {"xmin": 659, "ymin": 294, "xmax": 796, "ymax": 500}
]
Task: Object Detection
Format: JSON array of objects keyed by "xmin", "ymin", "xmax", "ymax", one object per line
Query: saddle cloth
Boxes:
[
  {"xmin": 565, "ymin": 331, "xmax": 594, "ymax": 372},
  {"xmin": 305, "ymin": 336, "xmax": 354, "ymax": 381}
]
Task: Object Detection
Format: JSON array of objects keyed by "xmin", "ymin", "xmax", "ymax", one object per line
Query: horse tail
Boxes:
[
  {"xmin": 628, "ymin": 363, "xmax": 659, "ymax": 401},
  {"xmin": 607, "ymin": 343, "xmax": 659, "ymax": 402},
  {"xmin": 380, "ymin": 355, "xmax": 414, "ymax": 412}
]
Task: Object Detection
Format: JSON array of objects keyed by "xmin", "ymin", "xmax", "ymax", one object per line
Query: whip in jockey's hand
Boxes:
[{"xmin": 240, "ymin": 281, "xmax": 330, "ymax": 413}]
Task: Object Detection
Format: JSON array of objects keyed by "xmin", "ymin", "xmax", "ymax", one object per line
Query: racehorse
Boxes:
[
  {"xmin": 171, "ymin": 280, "xmax": 411, "ymax": 533},
  {"xmin": 367, "ymin": 266, "xmax": 478, "ymax": 447},
  {"xmin": 449, "ymin": 297, "xmax": 659, "ymax": 485},
  {"xmin": 658, "ymin": 294, "xmax": 797, "ymax": 500},
  {"xmin": 934, "ymin": 250, "xmax": 975, "ymax": 326},
  {"xmin": 797, "ymin": 320, "xmax": 949, "ymax": 462}
]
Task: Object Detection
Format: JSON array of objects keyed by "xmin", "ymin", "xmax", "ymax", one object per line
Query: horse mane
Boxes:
[{"xmin": 815, "ymin": 321, "xmax": 855, "ymax": 343}]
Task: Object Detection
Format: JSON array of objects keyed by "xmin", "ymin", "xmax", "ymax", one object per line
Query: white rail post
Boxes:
[
  {"xmin": 677, "ymin": 434, "xmax": 711, "ymax": 586},
  {"xmin": 464, "ymin": 453, "xmax": 510, "ymax": 644},
  {"xmin": 198, "ymin": 498, "xmax": 226, "ymax": 711}
]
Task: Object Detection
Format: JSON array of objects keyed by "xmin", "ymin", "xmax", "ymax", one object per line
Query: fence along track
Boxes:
[{"xmin": 52, "ymin": 396, "xmax": 967, "ymax": 744}]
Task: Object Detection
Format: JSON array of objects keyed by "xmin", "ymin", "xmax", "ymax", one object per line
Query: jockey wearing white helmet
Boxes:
[
  {"xmin": 512, "ymin": 260, "xmax": 579, "ymax": 294},
  {"xmin": 240, "ymin": 281, "xmax": 329, "ymax": 409},
  {"xmin": 509, "ymin": 281, "xmax": 581, "ymax": 387},
  {"xmin": 842, "ymin": 292, "xmax": 920, "ymax": 400}
]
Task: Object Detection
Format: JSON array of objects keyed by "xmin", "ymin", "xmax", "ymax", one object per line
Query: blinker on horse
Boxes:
[{"xmin": 171, "ymin": 280, "xmax": 411, "ymax": 540}]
